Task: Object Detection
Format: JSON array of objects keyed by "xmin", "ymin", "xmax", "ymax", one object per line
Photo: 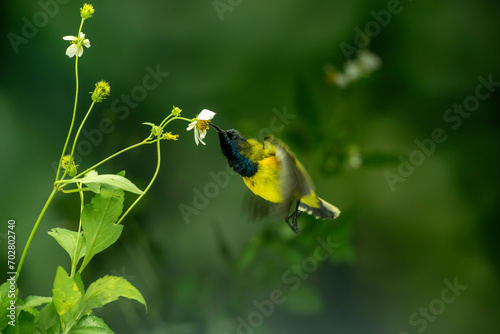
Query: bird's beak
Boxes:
[{"xmin": 209, "ymin": 123, "xmax": 226, "ymax": 135}]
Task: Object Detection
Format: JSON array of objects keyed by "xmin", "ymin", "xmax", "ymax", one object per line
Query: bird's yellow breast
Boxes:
[{"xmin": 242, "ymin": 155, "xmax": 283, "ymax": 203}]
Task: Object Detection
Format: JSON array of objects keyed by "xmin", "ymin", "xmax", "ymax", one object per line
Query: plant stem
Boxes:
[
  {"xmin": 55, "ymin": 56, "xmax": 80, "ymax": 182},
  {"xmin": 70, "ymin": 138, "xmax": 154, "ymax": 181},
  {"xmin": 55, "ymin": 19, "xmax": 85, "ymax": 182},
  {"xmin": 17, "ymin": 188, "xmax": 58, "ymax": 279},
  {"xmin": 115, "ymin": 115, "xmax": 188, "ymax": 225},
  {"xmin": 70, "ymin": 182, "xmax": 84, "ymax": 277},
  {"xmin": 69, "ymin": 101, "xmax": 95, "ymax": 160},
  {"xmin": 116, "ymin": 137, "xmax": 162, "ymax": 225},
  {"xmin": 20, "ymin": 18, "xmax": 86, "ymax": 278}
]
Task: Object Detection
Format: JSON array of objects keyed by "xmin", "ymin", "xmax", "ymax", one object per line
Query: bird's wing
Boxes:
[
  {"xmin": 241, "ymin": 188, "xmax": 279, "ymax": 221},
  {"xmin": 264, "ymin": 136, "xmax": 315, "ymax": 216}
]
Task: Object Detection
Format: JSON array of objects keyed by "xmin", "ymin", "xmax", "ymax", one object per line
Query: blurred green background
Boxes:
[{"xmin": 1, "ymin": 0, "xmax": 500, "ymax": 333}]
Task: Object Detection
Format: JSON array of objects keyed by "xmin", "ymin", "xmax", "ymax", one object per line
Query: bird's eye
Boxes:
[{"xmin": 227, "ymin": 130, "xmax": 243, "ymax": 141}]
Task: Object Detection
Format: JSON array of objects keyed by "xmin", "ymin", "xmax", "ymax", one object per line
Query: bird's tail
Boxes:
[{"xmin": 299, "ymin": 197, "xmax": 341, "ymax": 220}]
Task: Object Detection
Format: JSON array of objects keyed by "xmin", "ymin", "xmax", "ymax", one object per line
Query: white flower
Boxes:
[
  {"xmin": 186, "ymin": 109, "xmax": 216, "ymax": 146},
  {"xmin": 333, "ymin": 50, "xmax": 381, "ymax": 88},
  {"xmin": 63, "ymin": 32, "xmax": 91, "ymax": 58},
  {"xmin": 358, "ymin": 50, "xmax": 381, "ymax": 73}
]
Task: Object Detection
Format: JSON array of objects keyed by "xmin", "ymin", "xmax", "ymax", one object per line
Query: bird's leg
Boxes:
[{"xmin": 285, "ymin": 201, "xmax": 301, "ymax": 234}]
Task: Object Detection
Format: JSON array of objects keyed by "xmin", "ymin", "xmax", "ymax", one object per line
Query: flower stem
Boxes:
[
  {"xmin": 55, "ymin": 55, "xmax": 79, "ymax": 181},
  {"xmin": 115, "ymin": 136, "xmax": 162, "ymax": 225},
  {"xmin": 70, "ymin": 138, "xmax": 154, "ymax": 182},
  {"xmin": 21, "ymin": 18, "xmax": 88, "ymax": 279},
  {"xmin": 55, "ymin": 18, "xmax": 85, "ymax": 182},
  {"xmin": 70, "ymin": 182, "xmax": 84, "ymax": 277},
  {"xmin": 17, "ymin": 187, "xmax": 58, "ymax": 279},
  {"xmin": 69, "ymin": 101, "xmax": 95, "ymax": 160},
  {"xmin": 115, "ymin": 114, "xmax": 187, "ymax": 225}
]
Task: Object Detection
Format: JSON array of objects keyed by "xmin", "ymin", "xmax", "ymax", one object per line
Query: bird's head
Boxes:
[
  {"xmin": 210, "ymin": 123, "xmax": 246, "ymax": 151},
  {"xmin": 210, "ymin": 123, "xmax": 258, "ymax": 177}
]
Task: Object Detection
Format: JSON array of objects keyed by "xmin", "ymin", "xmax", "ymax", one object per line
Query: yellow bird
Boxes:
[{"xmin": 210, "ymin": 124, "xmax": 340, "ymax": 233}]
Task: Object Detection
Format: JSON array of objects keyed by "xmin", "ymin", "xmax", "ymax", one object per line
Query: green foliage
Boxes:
[
  {"xmin": 52, "ymin": 267, "xmax": 84, "ymax": 331},
  {"xmin": 0, "ymin": 266, "xmax": 146, "ymax": 333},
  {"xmin": 82, "ymin": 275, "xmax": 147, "ymax": 313},
  {"xmin": 0, "ymin": 4, "xmax": 184, "ymax": 332},
  {"xmin": 48, "ymin": 228, "xmax": 87, "ymax": 265},
  {"xmin": 70, "ymin": 315, "xmax": 114, "ymax": 334},
  {"xmin": 48, "ymin": 182, "xmax": 141, "ymax": 277},
  {"xmin": 62, "ymin": 171, "xmax": 144, "ymax": 195},
  {"xmin": 17, "ymin": 296, "xmax": 52, "ymax": 315},
  {"xmin": 78, "ymin": 187, "xmax": 125, "ymax": 272},
  {"xmin": 0, "ymin": 281, "xmax": 14, "ymax": 330}
]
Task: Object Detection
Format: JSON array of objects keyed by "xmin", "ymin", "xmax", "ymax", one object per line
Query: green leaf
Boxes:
[
  {"xmin": 79, "ymin": 188, "xmax": 124, "ymax": 273},
  {"xmin": 33, "ymin": 302, "xmax": 60, "ymax": 334},
  {"xmin": 3, "ymin": 321, "xmax": 18, "ymax": 334},
  {"xmin": 17, "ymin": 310, "xmax": 35, "ymax": 334},
  {"xmin": 73, "ymin": 273, "xmax": 85, "ymax": 295},
  {"xmin": 69, "ymin": 315, "xmax": 114, "ymax": 334},
  {"xmin": 48, "ymin": 228, "xmax": 86, "ymax": 265},
  {"xmin": 52, "ymin": 266, "xmax": 83, "ymax": 332},
  {"xmin": 0, "ymin": 280, "xmax": 17, "ymax": 330},
  {"xmin": 85, "ymin": 182, "xmax": 101, "ymax": 194},
  {"xmin": 82, "ymin": 275, "xmax": 147, "ymax": 313},
  {"xmin": 67, "ymin": 171, "xmax": 143, "ymax": 195},
  {"xmin": 16, "ymin": 296, "xmax": 52, "ymax": 314}
]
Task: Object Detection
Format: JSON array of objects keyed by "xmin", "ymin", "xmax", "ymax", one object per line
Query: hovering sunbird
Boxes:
[{"xmin": 210, "ymin": 124, "xmax": 340, "ymax": 233}]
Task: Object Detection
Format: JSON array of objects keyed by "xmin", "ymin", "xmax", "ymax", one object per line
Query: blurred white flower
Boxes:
[{"xmin": 332, "ymin": 50, "xmax": 381, "ymax": 88}]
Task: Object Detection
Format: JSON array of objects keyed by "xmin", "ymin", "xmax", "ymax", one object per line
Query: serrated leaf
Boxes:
[
  {"xmin": 17, "ymin": 310, "xmax": 35, "ymax": 334},
  {"xmin": 82, "ymin": 275, "xmax": 147, "ymax": 314},
  {"xmin": 69, "ymin": 315, "xmax": 114, "ymax": 334},
  {"xmin": 48, "ymin": 228, "xmax": 86, "ymax": 265},
  {"xmin": 0, "ymin": 280, "xmax": 17, "ymax": 330},
  {"xmin": 34, "ymin": 302, "xmax": 60, "ymax": 333},
  {"xmin": 52, "ymin": 267, "xmax": 83, "ymax": 332},
  {"xmin": 16, "ymin": 296, "xmax": 52, "ymax": 314},
  {"xmin": 79, "ymin": 188, "xmax": 124, "ymax": 273},
  {"xmin": 67, "ymin": 172, "xmax": 143, "ymax": 195},
  {"xmin": 73, "ymin": 273, "xmax": 85, "ymax": 295}
]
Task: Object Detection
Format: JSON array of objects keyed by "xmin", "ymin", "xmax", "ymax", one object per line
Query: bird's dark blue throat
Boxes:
[{"xmin": 217, "ymin": 130, "xmax": 258, "ymax": 177}]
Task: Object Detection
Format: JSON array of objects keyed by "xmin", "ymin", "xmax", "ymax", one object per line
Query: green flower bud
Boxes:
[
  {"xmin": 80, "ymin": 3, "xmax": 94, "ymax": 20},
  {"xmin": 61, "ymin": 155, "xmax": 78, "ymax": 176},
  {"xmin": 91, "ymin": 80, "xmax": 111, "ymax": 103}
]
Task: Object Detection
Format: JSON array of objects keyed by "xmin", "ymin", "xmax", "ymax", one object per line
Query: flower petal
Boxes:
[
  {"xmin": 196, "ymin": 132, "xmax": 206, "ymax": 145},
  {"xmin": 193, "ymin": 128, "xmax": 199, "ymax": 145},
  {"xmin": 198, "ymin": 109, "xmax": 215, "ymax": 121},
  {"xmin": 77, "ymin": 46, "xmax": 84, "ymax": 57},
  {"xmin": 186, "ymin": 121, "xmax": 197, "ymax": 131},
  {"xmin": 198, "ymin": 130, "xmax": 207, "ymax": 141},
  {"xmin": 83, "ymin": 39, "xmax": 90, "ymax": 48},
  {"xmin": 63, "ymin": 35, "xmax": 76, "ymax": 41},
  {"xmin": 66, "ymin": 45, "xmax": 77, "ymax": 58}
]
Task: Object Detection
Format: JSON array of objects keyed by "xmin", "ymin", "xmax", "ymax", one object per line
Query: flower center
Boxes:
[{"xmin": 196, "ymin": 120, "xmax": 210, "ymax": 131}]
